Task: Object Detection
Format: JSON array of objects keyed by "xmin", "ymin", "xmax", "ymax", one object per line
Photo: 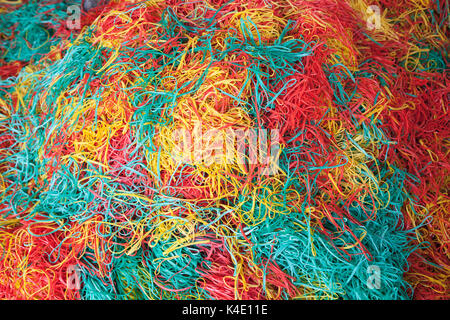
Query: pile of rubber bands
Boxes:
[{"xmin": 0, "ymin": 0, "xmax": 448, "ymax": 300}]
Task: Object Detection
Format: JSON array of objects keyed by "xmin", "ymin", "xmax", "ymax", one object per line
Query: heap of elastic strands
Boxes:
[{"xmin": 0, "ymin": 0, "xmax": 448, "ymax": 300}]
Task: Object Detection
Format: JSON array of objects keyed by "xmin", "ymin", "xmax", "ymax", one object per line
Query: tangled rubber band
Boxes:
[{"xmin": 0, "ymin": 0, "xmax": 448, "ymax": 300}]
